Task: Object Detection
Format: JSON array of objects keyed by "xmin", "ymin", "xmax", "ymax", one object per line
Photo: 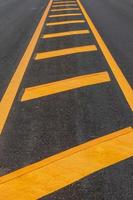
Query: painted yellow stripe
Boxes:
[
  {"xmin": 0, "ymin": 0, "xmax": 53, "ymax": 134},
  {"xmin": 51, "ymin": 8, "xmax": 79, "ymax": 11},
  {"xmin": 76, "ymin": 0, "xmax": 133, "ymax": 110},
  {"xmin": 49, "ymin": 13, "xmax": 82, "ymax": 17},
  {"xmin": 54, "ymin": 0, "xmax": 76, "ymax": 1},
  {"xmin": 46, "ymin": 20, "xmax": 85, "ymax": 26},
  {"xmin": 42, "ymin": 30, "xmax": 89, "ymax": 39},
  {"xmin": 21, "ymin": 72, "xmax": 110, "ymax": 101},
  {"xmin": 52, "ymin": 4, "xmax": 77, "ymax": 7},
  {"xmin": 0, "ymin": 127, "xmax": 133, "ymax": 199},
  {"xmin": 35, "ymin": 45, "xmax": 97, "ymax": 60},
  {"xmin": 53, "ymin": 1, "xmax": 76, "ymax": 4}
]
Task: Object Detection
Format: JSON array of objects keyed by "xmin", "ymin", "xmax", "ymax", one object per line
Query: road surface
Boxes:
[{"xmin": 0, "ymin": 0, "xmax": 133, "ymax": 199}]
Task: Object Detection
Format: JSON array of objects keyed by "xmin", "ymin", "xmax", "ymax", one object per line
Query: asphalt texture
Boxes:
[{"xmin": 0, "ymin": 0, "xmax": 133, "ymax": 199}]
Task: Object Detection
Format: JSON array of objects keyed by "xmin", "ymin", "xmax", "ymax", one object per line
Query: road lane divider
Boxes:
[
  {"xmin": 76, "ymin": 0, "xmax": 133, "ymax": 110},
  {"xmin": 42, "ymin": 30, "xmax": 89, "ymax": 39},
  {"xmin": 0, "ymin": 127, "xmax": 133, "ymax": 199},
  {"xmin": 49, "ymin": 13, "xmax": 82, "ymax": 18},
  {"xmin": 51, "ymin": 8, "xmax": 79, "ymax": 11},
  {"xmin": 35, "ymin": 45, "xmax": 97, "ymax": 60},
  {"xmin": 52, "ymin": 4, "xmax": 77, "ymax": 7},
  {"xmin": 0, "ymin": 0, "xmax": 53, "ymax": 134},
  {"xmin": 21, "ymin": 71, "xmax": 110, "ymax": 102},
  {"xmin": 46, "ymin": 20, "xmax": 85, "ymax": 26}
]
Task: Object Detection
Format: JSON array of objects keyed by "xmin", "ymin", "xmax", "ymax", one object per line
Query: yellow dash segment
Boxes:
[
  {"xmin": 42, "ymin": 30, "xmax": 89, "ymax": 39},
  {"xmin": 52, "ymin": 4, "xmax": 77, "ymax": 7},
  {"xmin": 0, "ymin": 127, "xmax": 133, "ymax": 199},
  {"xmin": 21, "ymin": 72, "xmax": 110, "ymax": 101},
  {"xmin": 46, "ymin": 20, "xmax": 85, "ymax": 26},
  {"xmin": 0, "ymin": 0, "xmax": 53, "ymax": 134},
  {"xmin": 35, "ymin": 45, "xmax": 97, "ymax": 60},
  {"xmin": 49, "ymin": 13, "xmax": 82, "ymax": 18},
  {"xmin": 54, "ymin": 0, "xmax": 76, "ymax": 1},
  {"xmin": 51, "ymin": 8, "xmax": 79, "ymax": 11},
  {"xmin": 53, "ymin": 1, "xmax": 76, "ymax": 4},
  {"xmin": 76, "ymin": 0, "xmax": 133, "ymax": 111}
]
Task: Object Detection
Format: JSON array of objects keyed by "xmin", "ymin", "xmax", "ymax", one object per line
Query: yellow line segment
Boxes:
[
  {"xmin": 49, "ymin": 13, "xmax": 82, "ymax": 17},
  {"xmin": 53, "ymin": 1, "xmax": 76, "ymax": 4},
  {"xmin": 35, "ymin": 45, "xmax": 97, "ymax": 60},
  {"xmin": 0, "ymin": 127, "xmax": 133, "ymax": 199},
  {"xmin": 42, "ymin": 29, "xmax": 89, "ymax": 38},
  {"xmin": 21, "ymin": 71, "xmax": 110, "ymax": 101},
  {"xmin": 46, "ymin": 19, "xmax": 85, "ymax": 26},
  {"xmin": 76, "ymin": 0, "xmax": 133, "ymax": 110},
  {"xmin": 51, "ymin": 8, "xmax": 79, "ymax": 11},
  {"xmin": 52, "ymin": 4, "xmax": 77, "ymax": 7},
  {"xmin": 0, "ymin": 0, "xmax": 53, "ymax": 134}
]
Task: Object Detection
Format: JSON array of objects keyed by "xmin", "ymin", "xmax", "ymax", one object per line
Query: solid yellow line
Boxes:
[
  {"xmin": 42, "ymin": 30, "xmax": 89, "ymax": 39},
  {"xmin": 21, "ymin": 72, "xmax": 110, "ymax": 101},
  {"xmin": 0, "ymin": 0, "xmax": 53, "ymax": 134},
  {"xmin": 46, "ymin": 20, "xmax": 85, "ymax": 26},
  {"xmin": 76, "ymin": 0, "xmax": 133, "ymax": 110},
  {"xmin": 49, "ymin": 13, "xmax": 82, "ymax": 18},
  {"xmin": 35, "ymin": 45, "xmax": 97, "ymax": 60},
  {"xmin": 0, "ymin": 127, "xmax": 133, "ymax": 199},
  {"xmin": 52, "ymin": 4, "xmax": 77, "ymax": 7},
  {"xmin": 53, "ymin": 1, "xmax": 76, "ymax": 4},
  {"xmin": 51, "ymin": 8, "xmax": 79, "ymax": 11}
]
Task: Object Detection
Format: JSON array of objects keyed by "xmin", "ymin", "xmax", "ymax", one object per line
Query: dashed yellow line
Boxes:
[
  {"xmin": 51, "ymin": 8, "xmax": 79, "ymax": 11},
  {"xmin": 21, "ymin": 72, "xmax": 110, "ymax": 101},
  {"xmin": 42, "ymin": 29, "xmax": 89, "ymax": 39},
  {"xmin": 0, "ymin": 127, "xmax": 133, "ymax": 199},
  {"xmin": 46, "ymin": 19, "xmax": 85, "ymax": 26},
  {"xmin": 52, "ymin": 4, "xmax": 77, "ymax": 7},
  {"xmin": 76, "ymin": 0, "xmax": 133, "ymax": 110},
  {"xmin": 35, "ymin": 45, "xmax": 97, "ymax": 60},
  {"xmin": 0, "ymin": 0, "xmax": 53, "ymax": 134},
  {"xmin": 53, "ymin": 1, "xmax": 76, "ymax": 4},
  {"xmin": 49, "ymin": 13, "xmax": 82, "ymax": 17}
]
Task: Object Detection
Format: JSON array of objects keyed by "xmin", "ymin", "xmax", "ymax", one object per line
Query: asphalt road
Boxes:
[{"xmin": 0, "ymin": 0, "xmax": 133, "ymax": 199}]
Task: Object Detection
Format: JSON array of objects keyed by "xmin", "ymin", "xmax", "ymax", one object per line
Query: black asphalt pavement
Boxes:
[{"xmin": 0, "ymin": 0, "xmax": 133, "ymax": 199}]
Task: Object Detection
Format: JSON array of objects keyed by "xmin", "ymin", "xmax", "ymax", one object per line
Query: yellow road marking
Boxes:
[
  {"xmin": 52, "ymin": 4, "xmax": 77, "ymax": 7},
  {"xmin": 53, "ymin": 1, "xmax": 76, "ymax": 4},
  {"xmin": 0, "ymin": 127, "xmax": 133, "ymax": 199},
  {"xmin": 51, "ymin": 8, "xmax": 79, "ymax": 11},
  {"xmin": 76, "ymin": 0, "xmax": 133, "ymax": 110},
  {"xmin": 21, "ymin": 72, "xmax": 110, "ymax": 101},
  {"xmin": 42, "ymin": 29, "xmax": 89, "ymax": 38},
  {"xmin": 35, "ymin": 45, "xmax": 97, "ymax": 60},
  {"xmin": 54, "ymin": 0, "xmax": 75, "ymax": 1},
  {"xmin": 46, "ymin": 19, "xmax": 85, "ymax": 26},
  {"xmin": 0, "ymin": 0, "xmax": 53, "ymax": 134},
  {"xmin": 49, "ymin": 13, "xmax": 82, "ymax": 17}
]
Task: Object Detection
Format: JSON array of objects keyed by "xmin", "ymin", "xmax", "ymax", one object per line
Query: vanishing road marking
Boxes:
[
  {"xmin": 0, "ymin": 0, "xmax": 53, "ymax": 134},
  {"xmin": 21, "ymin": 72, "xmax": 110, "ymax": 102},
  {"xmin": 42, "ymin": 29, "xmax": 89, "ymax": 38},
  {"xmin": 76, "ymin": 0, "xmax": 133, "ymax": 110},
  {"xmin": 35, "ymin": 45, "xmax": 97, "ymax": 60},
  {"xmin": 46, "ymin": 19, "xmax": 85, "ymax": 26},
  {"xmin": 49, "ymin": 13, "xmax": 82, "ymax": 18},
  {"xmin": 0, "ymin": 0, "xmax": 132, "ymax": 136},
  {"xmin": 0, "ymin": 127, "xmax": 133, "ymax": 199}
]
